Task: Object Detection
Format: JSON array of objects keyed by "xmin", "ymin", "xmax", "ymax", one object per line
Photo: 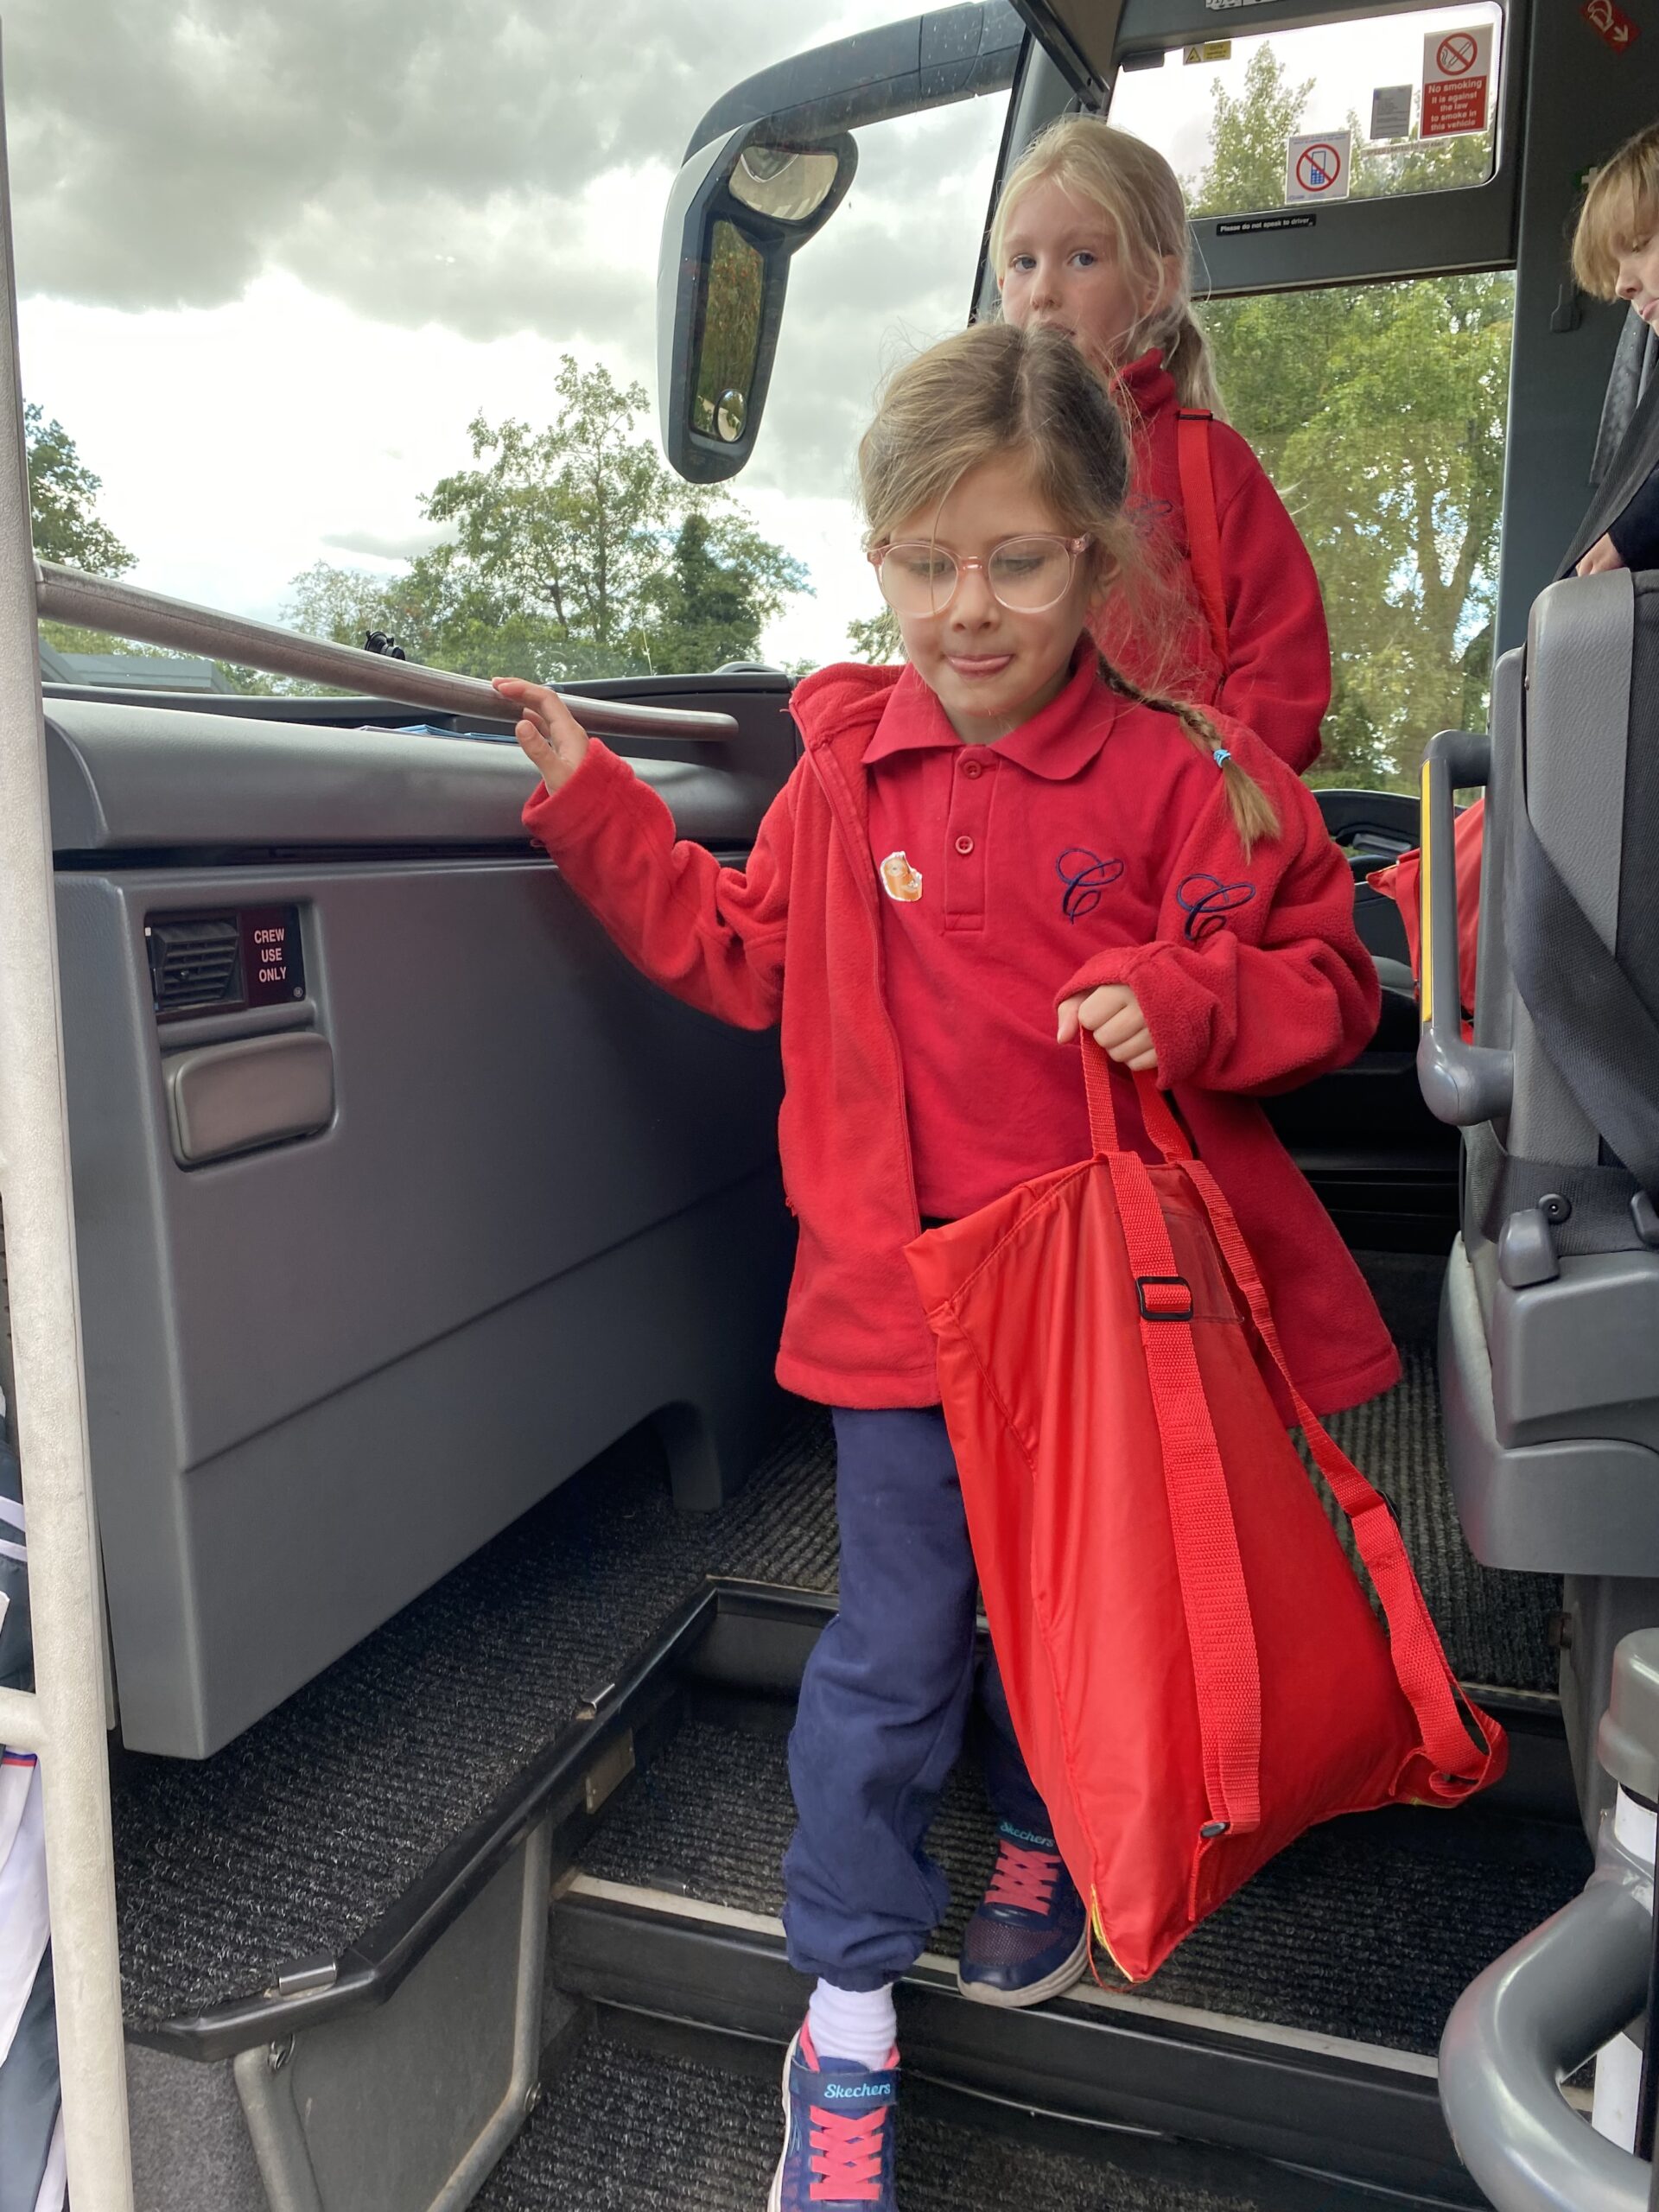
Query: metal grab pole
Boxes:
[
  {"xmin": 35, "ymin": 561, "xmax": 740, "ymax": 743},
  {"xmin": 0, "ymin": 53, "xmax": 135, "ymax": 2212}
]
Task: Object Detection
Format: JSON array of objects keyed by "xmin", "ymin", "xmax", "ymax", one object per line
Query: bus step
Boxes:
[
  {"xmin": 474, "ymin": 2007, "xmax": 1419, "ymax": 2212},
  {"xmin": 541, "ymin": 1689, "xmax": 1590, "ymax": 2206}
]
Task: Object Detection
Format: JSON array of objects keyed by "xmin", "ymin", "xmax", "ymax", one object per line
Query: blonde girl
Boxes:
[
  {"xmin": 993, "ymin": 116, "xmax": 1332, "ymax": 772},
  {"xmin": 498, "ymin": 323, "xmax": 1391, "ymax": 2209}
]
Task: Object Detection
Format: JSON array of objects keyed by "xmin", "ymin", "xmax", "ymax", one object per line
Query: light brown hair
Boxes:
[
  {"xmin": 1573, "ymin": 120, "xmax": 1659, "ymax": 298},
  {"xmin": 988, "ymin": 116, "xmax": 1224, "ymax": 416},
  {"xmin": 857, "ymin": 323, "xmax": 1276, "ymax": 853}
]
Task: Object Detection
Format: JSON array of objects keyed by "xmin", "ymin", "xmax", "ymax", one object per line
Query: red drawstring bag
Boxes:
[{"xmin": 905, "ymin": 1042, "xmax": 1506, "ymax": 1984}]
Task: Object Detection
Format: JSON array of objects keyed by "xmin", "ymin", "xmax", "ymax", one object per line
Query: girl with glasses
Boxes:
[
  {"xmin": 497, "ymin": 321, "xmax": 1393, "ymax": 2211},
  {"xmin": 994, "ymin": 117, "xmax": 1331, "ymax": 776}
]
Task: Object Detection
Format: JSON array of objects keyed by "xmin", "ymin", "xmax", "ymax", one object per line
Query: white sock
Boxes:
[{"xmin": 807, "ymin": 1978, "xmax": 898, "ymax": 2071}]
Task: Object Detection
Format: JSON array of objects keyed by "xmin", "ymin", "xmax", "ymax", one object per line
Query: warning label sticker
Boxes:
[
  {"xmin": 1581, "ymin": 0, "xmax": 1641, "ymax": 51},
  {"xmin": 1286, "ymin": 130, "xmax": 1351, "ymax": 204},
  {"xmin": 1421, "ymin": 23, "xmax": 1493, "ymax": 139},
  {"xmin": 1370, "ymin": 84, "xmax": 1414, "ymax": 143}
]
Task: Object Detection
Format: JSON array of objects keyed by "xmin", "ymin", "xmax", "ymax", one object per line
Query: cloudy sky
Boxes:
[{"xmin": 13, "ymin": 0, "xmax": 1498, "ymax": 670}]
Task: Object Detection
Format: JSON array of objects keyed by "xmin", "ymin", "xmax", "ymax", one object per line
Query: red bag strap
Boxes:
[
  {"xmin": 1176, "ymin": 410, "xmax": 1230, "ymax": 677},
  {"xmin": 1125, "ymin": 1069, "xmax": 1504, "ymax": 1796},
  {"xmin": 1084, "ymin": 1043, "xmax": 1262, "ymax": 1835}
]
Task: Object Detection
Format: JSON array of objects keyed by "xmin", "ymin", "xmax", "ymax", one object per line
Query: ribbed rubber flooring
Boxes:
[
  {"xmin": 473, "ymin": 2024, "xmax": 1278, "ymax": 2212},
  {"xmin": 579, "ymin": 1717, "xmax": 1590, "ymax": 2056},
  {"xmin": 111, "ymin": 1250, "xmax": 1556, "ymax": 2026}
]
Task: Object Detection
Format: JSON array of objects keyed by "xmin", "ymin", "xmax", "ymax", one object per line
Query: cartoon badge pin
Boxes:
[{"xmin": 880, "ymin": 851, "xmax": 924, "ymax": 903}]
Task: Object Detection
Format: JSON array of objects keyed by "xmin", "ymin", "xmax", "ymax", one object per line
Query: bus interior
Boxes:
[{"xmin": 7, "ymin": 2, "xmax": 1659, "ymax": 2208}]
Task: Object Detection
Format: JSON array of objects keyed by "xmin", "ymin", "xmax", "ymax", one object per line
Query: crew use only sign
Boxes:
[{"xmin": 1421, "ymin": 23, "xmax": 1492, "ymax": 138}]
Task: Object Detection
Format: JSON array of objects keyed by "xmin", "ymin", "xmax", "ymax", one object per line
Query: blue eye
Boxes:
[{"xmin": 1071, "ymin": 251, "xmax": 1097, "ymax": 269}]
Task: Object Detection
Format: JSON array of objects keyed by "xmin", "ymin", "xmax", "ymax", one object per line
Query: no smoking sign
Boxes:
[
  {"xmin": 1287, "ymin": 129, "xmax": 1351, "ymax": 203},
  {"xmin": 1422, "ymin": 22, "xmax": 1493, "ymax": 139}
]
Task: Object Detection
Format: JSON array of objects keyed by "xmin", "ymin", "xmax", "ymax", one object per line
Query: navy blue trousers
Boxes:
[{"xmin": 781, "ymin": 1406, "xmax": 1051, "ymax": 1991}]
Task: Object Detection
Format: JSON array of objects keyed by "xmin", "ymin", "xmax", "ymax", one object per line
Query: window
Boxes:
[
  {"xmin": 1203, "ymin": 270, "xmax": 1514, "ymax": 791},
  {"xmin": 1112, "ymin": 5, "xmax": 1505, "ymax": 219}
]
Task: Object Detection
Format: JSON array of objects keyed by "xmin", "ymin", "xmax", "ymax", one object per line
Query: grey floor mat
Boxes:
[
  {"xmin": 111, "ymin": 1409, "xmax": 831, "ymax": 2029},
  {"xmin": 578, "ymin": 1717, "xmax": 1590, "ymax": 2057},
  {"xmin": 111, "ymin": 1249, "xmax": 1555, "ymax": 2026},
  {"xmin": 473, "ymin": 2022, "xmax": 1288, "ymax": 2212}
]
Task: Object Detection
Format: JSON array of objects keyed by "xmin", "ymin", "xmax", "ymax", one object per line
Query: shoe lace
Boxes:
[
  {"xmin": 985, "ymin": 1838, "xmax": 1060, "ymax": 1915},
  {"xmin": 808, "ymin": 2100, "xmax": 888, "ymax": 2201}
]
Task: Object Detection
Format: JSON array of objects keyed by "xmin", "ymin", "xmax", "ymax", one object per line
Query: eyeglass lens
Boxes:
[{"xmin": 879, "ymin": 536, "xmax": 1077, "ymax": 616}]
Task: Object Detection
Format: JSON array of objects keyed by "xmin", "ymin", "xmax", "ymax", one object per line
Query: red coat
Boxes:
[
  {"xmin": 523, "ymin": 662, "xmax": 1397, "ymax": 1415},
  {"xmin": 1097, "ymin": 351, "xmax": 1331, "ymax": 776}
]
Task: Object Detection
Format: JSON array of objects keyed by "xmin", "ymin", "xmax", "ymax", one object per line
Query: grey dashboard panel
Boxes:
[
  {"xmin": 43, "ymin": 698, "xmax": 778, "ymax": 855},
  {"xmin": 53, "ymin": 702, "xmax": 795, "ymax": 1758}
]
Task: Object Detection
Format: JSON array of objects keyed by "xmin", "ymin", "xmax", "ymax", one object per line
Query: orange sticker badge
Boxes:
[{"xmin": 880, "ymin": 851, "xmax": 924, "ymax": 903}]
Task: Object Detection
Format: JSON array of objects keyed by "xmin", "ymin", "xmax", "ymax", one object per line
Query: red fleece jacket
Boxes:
[
  {"xmin": 1097, "ymin": 351, "xmax": 1332, "ymax": 776},
  {"xmin": 523, "ymin": 662, "xmax": 1397, "ymax": 1415}
]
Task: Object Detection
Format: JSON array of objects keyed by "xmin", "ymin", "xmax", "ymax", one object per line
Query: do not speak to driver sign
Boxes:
[{"xmin": 1421, "ymin": 22, "xmax": 1493, "ymax": 138}]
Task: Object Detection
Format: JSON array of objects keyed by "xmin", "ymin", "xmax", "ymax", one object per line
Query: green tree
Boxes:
[
  {"xmin": 1187, "ymin": 53, "xmax": 1512, "ymax": 788},
  {"xmin": 28, "ymin": 404, "xmax": 132, "ymax": 575},
  {"xmin": 641, "ymin": 508, "xmax": 807, "ymax": 672},
  {"xmin": 289, "ymin": 355, "xmax": 809, "ymax": 684},
  {"xmin": 847, "ymin": 607, "xmax": 902, "ymax": 663}
]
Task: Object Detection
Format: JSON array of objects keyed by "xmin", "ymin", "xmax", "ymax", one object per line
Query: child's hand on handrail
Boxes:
[
  {"xmin": 1058, "ymin": 983, "xmax": 1158, "ymax": 1073},
  {"xmin": 493, "ymin": 677, "xmax": 591, "ymax": 797}
]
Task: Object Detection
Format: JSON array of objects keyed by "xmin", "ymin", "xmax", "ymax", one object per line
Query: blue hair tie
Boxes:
[{"xmin": 1213, "ymin": 747, "xmax": 1231, "ymax": 769}]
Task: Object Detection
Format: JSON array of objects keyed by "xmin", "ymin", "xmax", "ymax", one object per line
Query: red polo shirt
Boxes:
[{"xmin": 868, "ymin": 652, "xmax": 1173, "ymax": 1219}]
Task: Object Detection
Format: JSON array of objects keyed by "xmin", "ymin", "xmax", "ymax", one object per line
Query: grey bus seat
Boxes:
[{"xmin": 1437, "ymin": 569, "xmax": 1659, "ymax": 1829}]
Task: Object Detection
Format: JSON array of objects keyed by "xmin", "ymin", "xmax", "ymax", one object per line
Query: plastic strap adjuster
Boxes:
[{"xmin": 1136, "ymin": 1274, "xmax": 1194, "ymax": 1321}]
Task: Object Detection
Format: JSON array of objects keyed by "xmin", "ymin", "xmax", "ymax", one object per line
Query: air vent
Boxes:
[{"xmin": 147, "ymin": 917, "xmax": 243, "ymax": 1017}]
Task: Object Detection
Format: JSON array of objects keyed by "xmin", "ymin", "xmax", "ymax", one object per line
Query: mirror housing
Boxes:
[
  {"xmin": 658, "ymin": 3, "xmax": 1026, "ymax": 484},
  {"xmin": 657, "ymin": 128, "xmax": 855, "ymax": 486}
]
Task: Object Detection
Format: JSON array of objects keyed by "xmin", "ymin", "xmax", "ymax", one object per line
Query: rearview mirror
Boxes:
[{"xmin": 658, "ymin": 127, "xmax": 856, "ymax": 484}]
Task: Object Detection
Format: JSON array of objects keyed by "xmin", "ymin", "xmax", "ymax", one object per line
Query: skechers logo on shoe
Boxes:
[
  {"xmin": 1000, "ymin": 1824, "xmax": 1057, "ymax": 1851},
  {"xmin": 818, "ymin": 2079, "xmax": 893, "ymax": 2102}
]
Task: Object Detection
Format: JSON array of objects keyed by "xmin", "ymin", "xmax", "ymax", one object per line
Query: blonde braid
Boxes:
[{"xmin": 1095, "ymin": 651, "xmax": 1279, "ymax": 857}]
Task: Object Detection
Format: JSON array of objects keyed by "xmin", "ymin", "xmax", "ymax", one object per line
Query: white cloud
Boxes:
[{"xmin": 16, "ymin": 0, "xmax": 1010, "ymax": 666}]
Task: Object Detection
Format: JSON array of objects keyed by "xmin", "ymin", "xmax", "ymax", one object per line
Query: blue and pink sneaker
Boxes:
[
  {"xmin": 957, "ymin": 1820, "xmax": 1089, "ymax": 2006},
  {"xmin": 767, "ymin": 2020, "xmax": 899, "ymax": 2209}
]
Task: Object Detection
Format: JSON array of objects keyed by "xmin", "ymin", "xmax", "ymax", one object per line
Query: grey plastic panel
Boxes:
[
  {"xmin": 43, "ymin": 699, "xmax": 775, "ymax": 855},
  {"xmin": 167, "ymin": 1033, "xmax": 335, "ymax": 1166},
  {"xmin": 232, "ymin": 1821, "xmax": 549, "ymax": 2210},
  {"xmin": 1507, "ymin": 574, "xmax": 1634, "ymax": 1176},
  {"xmin": 1561, "ymin": 1577, "xmax": 1659, "ymax": 1845},
  {"xmin": 1440, "ymin": 1241, "xmax": 1659, "ymax": 1575},
  {"xmin": 1440, "ymin": 1812, "xmax": 1652, "ymax": 2212},
  {"xmin": 1491, "ymin": 1252, "xmax": 1659, "ymax": 1453},
  {"xmin": 1472, "ymin": 646, "xmax": 1522, "ymax": 1067},
  {"xmin": 1596, "ymin": 1630, "xmax": 1659, "ymax": 1805},
  {"xmin": 54, "ymin": 702, "xmax": 797, "ymax": 1756}
]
